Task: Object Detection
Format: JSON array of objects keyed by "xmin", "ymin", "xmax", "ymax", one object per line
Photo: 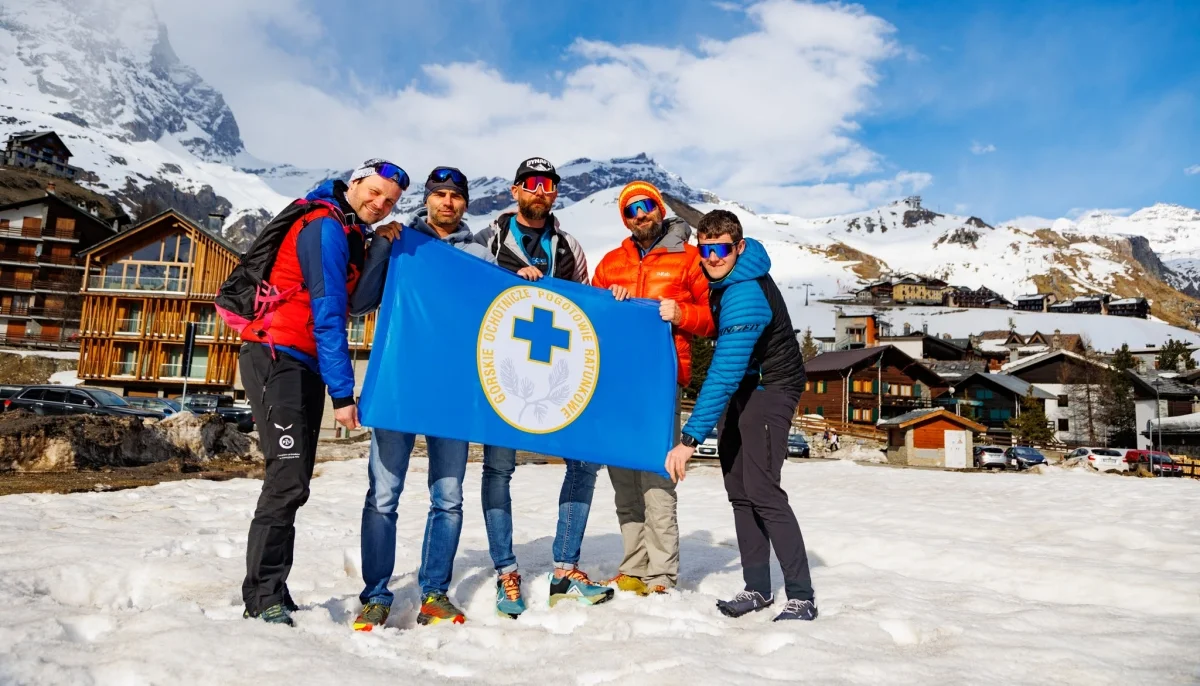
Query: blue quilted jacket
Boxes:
[{"xmin": 682, "ymin": 238, "xmax": 775, "ymax": 443}]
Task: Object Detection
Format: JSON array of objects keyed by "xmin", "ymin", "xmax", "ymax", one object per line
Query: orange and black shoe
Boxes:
[
  {"xmin": 496, "ymin": 571, "xmax": 526, "ymax": 619},
  {"xmin": 417, "ymin": 593, "xmax": 466, "ymax": 626},
  {"xmin": 352, "ymin": 601, "xmax": 390, "ymax": 632}
]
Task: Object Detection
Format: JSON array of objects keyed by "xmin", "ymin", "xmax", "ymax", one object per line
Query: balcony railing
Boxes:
[
  {"xmin": 0, "ymin": 303, "xmax": 29, "ymax": 316},
  {"xmin": 27, "ymin": 305, "xmax": 81, "ymax": 320},
  {"xmin": 0, "ymin": 252, "xmax": 38, "ymax": 265},
  {"xmin": 39, "ymin": 254, "xmax": 80, "ymax": 267},
  {"xmin": 0, "ymin": 331, "xmax": 80, "ymax": 350},
  {"xmin": 41, "ymin": 228, "xmax": 79, "ymax": 241},
  {"xmin": 34, "ymin": 278, "xmax": 82, "ymax": 292},
  {"xmin": 87, "ymin": 275, "xmax": 188, "ymax": 294},
  {"xmin": 0, "ymin": 276, "xmax": 35, "ymax": 291},
  {"xmin": 111, "ymin": 360, "xmax": 137, "ymax": 376},
  {"xmin": 0, "ymin": 226, "xmax": 42, "ymax": 240},
  {"xmin": 114, "ymin": 317, "xmax": 143, "ymax": 335}
]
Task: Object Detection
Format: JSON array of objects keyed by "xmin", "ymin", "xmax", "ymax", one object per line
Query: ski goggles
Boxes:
[
  {"xmin": 622, "ymin": 198, "xmax": 659, "ymax": 219},
  {"xmin": 351, "ymin": 159, "xmax": 410, "ymax": 191},
  {"xmin": 429, "ymin": 167, "xmax": 467, "ymax": 186},
  {"xmin": 518, "ymin": 175, "xmax": 557, "ymax": 193},
  {"xmin": 698, "ymin": 242, "xmax": 737, "ymax": 259}
]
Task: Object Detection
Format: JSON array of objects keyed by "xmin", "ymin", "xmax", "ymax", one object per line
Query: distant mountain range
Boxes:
[{"xmin": 2, "ymin": 0, "xmax": 1198, "ymax": 335}]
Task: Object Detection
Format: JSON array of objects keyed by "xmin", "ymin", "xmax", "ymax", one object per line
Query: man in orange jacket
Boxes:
[{"xmin": 592, "ymin": 180, "xmax": 715, "ymax": 594}]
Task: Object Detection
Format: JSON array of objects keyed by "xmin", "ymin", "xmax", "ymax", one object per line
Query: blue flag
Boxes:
[{"xmin": 359, "ymin": 229, "xmax": 678, "ymax": 475}]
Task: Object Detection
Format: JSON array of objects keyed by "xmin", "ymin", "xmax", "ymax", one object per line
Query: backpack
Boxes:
[{"xmin": 215, "ymin": 199, "xmax": 344, "ymax": 345}]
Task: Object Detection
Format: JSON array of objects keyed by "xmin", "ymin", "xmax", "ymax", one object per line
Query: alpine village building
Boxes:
[
  {"xmin": 0, "ymin": 190, "xmax": 118, "ymax": 348},
  {"xmin": 75, "ymin": 209, "xmax": 379, "ymax": 434},
  {"xmin": 801, "ymin": 346, "xmax": 948, "ymax": 424}
]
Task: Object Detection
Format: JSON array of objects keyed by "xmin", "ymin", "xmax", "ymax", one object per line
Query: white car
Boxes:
[
  {"xmin": 697, "ymin": 428, "xmax": 719, "ymax": 459},
  {"xmin": 1063, "ymin": 447, "xmax": 1125, "ymax": 472}
]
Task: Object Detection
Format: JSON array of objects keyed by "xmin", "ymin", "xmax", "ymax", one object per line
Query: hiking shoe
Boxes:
[
  {"xmin": 417, "ymin": 593, "xmax": 466, "ymax": 626},
  {"xmin": 243, "ymin": 602, "xmax": 294, "ymax": 627},
  {"xmin": 496, "ymin": 571, "xmax": 527, "ymax": 619},
  {"xmin": 607, "ymin": 573, "xmax": 648, "ymax": 595},
  {"xmin": 548, "ymin": 567, "xmax": 615, "ymax": 607},
  {"xmin": 352, "ymin": 601, "xmax": 391, "ymax": 632},
  {"xmin": 773, "ymin": 598, "xmax": 818, "ymax": 622},
  {"xmin": 716, "ymin": 590, "xmax": 773, "ymax": 618}
]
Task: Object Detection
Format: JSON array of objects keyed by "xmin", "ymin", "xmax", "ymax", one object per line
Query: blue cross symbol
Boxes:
[{"xmin": 512, "ymin": 307, "xmax": 571, "ymax": 364}]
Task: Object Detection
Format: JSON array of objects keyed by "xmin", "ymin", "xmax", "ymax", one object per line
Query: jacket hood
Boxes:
[
  {"xmin": 709, "ymin": 237, "xmax": 770, "ymax": 288},
  {"xmin": 655, "ymin": 216, "xmax": 692, "ymax": 251},
  {"xmin": 410, "ymin": 208, "xmax": 473, "ymax": 244},
  {"xmin": 305, "ymin": 180, "xmax": 356, "ymax": 219}
]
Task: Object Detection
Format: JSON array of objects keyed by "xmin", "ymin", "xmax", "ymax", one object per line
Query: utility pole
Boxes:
[{"xmin": 801, "ymin": 282, "xmax": 813, "ymax": 306}]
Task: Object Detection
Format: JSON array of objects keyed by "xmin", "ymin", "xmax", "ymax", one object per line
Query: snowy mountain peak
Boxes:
[{"xmin": 0, "ymin": 0, "xmax": 243, "ymax": 161}]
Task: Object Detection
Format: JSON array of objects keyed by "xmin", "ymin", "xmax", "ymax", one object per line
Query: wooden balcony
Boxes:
[
  {"xmin": 34, "ymin": 278, "xmax": 82, "ymax": 293},
  {"xmin": 0, "ymin": 226, "xmax": 43, "ymax": 240},
  {"xmin": 86, "ymin": 274, "xmax": 189, "ymax": 295},
  {"xmin": 0, "ymin": 331, "xmax": 80, "ymax": 349},
  {"xmin": 0, "ymin": 276, "xmax": 35, "ymax": 291}
]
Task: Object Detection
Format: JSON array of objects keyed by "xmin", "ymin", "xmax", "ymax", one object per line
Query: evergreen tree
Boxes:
[
  {"xmin": 1006, "ymin": 387, "xmax": 1055, "ymax": 445},
  {"xmin": 800, "ymin": 327, "xmax": 820, "ymax": 362},
  {"xmin": 1155, "ymin": 339, "xmax": 1195, "ymax": 371},
  {"xmin": 1101, "ymin": 344, "xmax": 1141, "ymax": 447},
  {"xmin": 686, "ymin": 336, "xmax": 714, "ymax": 400}
]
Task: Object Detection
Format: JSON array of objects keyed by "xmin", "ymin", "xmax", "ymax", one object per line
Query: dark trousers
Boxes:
[
  {"xmin": 239, "ymin": 344, "xmax": 326, "ymax": 614},
  {"xmin": 718, "ymin": 383, "xmax": 814, "ymax": 601}
]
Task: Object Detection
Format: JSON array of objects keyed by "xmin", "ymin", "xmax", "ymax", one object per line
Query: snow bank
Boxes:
[
  {"xmin": 48, "ymin": 369, "xmax": 83, "ymax": 386},
  {"xmin": 3, "ymin": 459, "xmax": 1196, "ymax": 683},
  {"xmin": 828, "ymin": 441, "xmax": 887, "ymax": 463}
]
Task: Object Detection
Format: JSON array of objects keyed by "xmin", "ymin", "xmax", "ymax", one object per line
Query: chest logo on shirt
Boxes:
[{"xmin": 477, "ymin": 286, "xmax": 599, "ymax": 434}]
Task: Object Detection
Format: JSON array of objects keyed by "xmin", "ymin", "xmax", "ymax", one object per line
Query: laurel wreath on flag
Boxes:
[{"xmin": 501, "ymin": 357, "xmax": 571, "ymax": 423}]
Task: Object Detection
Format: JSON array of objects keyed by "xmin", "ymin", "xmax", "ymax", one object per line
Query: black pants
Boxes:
[
  {"xmin": 718, "ymin": 383, "xmax": 813, "ymax": 601},
  {"xmin": 240, "ymin": 344, "xmax": 326, "ymax": 614}
]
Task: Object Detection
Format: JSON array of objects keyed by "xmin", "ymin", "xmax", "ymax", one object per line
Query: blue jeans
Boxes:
[
  {"xmin": 481, "ymin": 445, "xmax": 599, "ymax": 573},
  {"xmin": 359, "ymin": 429, "xmax": 467, "ymax": 605}
]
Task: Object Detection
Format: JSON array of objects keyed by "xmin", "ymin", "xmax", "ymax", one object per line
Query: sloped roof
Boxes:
[
  {"xmin": 960, "ymin": 372, "xmax": 1055, "ymax": 400},
  {"xmin": 804, "ymin": 345, "xmax": 946, "ymax": 387},
  {"xmin": 1000, "ymin": 349, "xmax": 1111, "ymax": 374},
  {"xmin": 877, "ymin": 407, "xmax": 986, "ymax": 432},
  {"xmin": 803, "ymin": 347, "xmax": 884, "ymax": 373},
  {"xmin": 80, "ymin": 208, "xmax": 240, "ymax": 258},
  {"xmin": 1127, "ymin": 371, "xmax": 1198, "ymax": 399}
]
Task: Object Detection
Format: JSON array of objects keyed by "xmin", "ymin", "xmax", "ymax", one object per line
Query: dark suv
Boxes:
[
  {"xmin": 3, "ymin": 385, "xmax": 165, "ymax": 419},
  {"xmin": 175, "ymin": 393, "xmax": 255, "ymax": 432}
]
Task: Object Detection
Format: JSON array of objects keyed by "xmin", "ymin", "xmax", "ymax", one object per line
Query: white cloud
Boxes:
[
  {"xmin": 155, "ymin": 0, "xmax": 914, "ymax": 216},
  {"xmin": 1000, "ymin": 215, "xmax": 1058, "ymax": 230},
  {"xmin": 1185, "ymin": 164, "xmax": 1200, "ymax": 175},
  {"xmin": 1066, "ymin": 207, "xmax": 1132, "ymax": 220},
  {"xmin": 970, "ymin": 141, "xmax": 996, "ymax": 155}
]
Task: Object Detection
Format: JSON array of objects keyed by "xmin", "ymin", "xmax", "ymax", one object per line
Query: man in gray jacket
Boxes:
[{"xmin": 348, "ymin": 166, "xmax": 494, "ymax": 631}]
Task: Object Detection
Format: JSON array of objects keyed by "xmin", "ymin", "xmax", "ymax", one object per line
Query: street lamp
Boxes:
[{"xmin": 1152, "ymin": 377, "xmax": 1163, "ymax": 454}]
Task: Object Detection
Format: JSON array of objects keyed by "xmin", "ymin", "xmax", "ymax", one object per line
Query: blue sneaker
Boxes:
[
  {"xmin": 243, "ymin": 602, "xmax": 294, "ymax": 627},
  {"xmin": 716, "ymin": 590, "xmax": 773, "ymax": 618},
  {"xmin": 496, "ymin": 571, "xmax": 527, "ymax": 618},
  {"xmin": 548, "ymin": 567, "xmax": 614, "ymax": 607},
  {"xmin": 773, "ymin": 598, "xmax": 818, "ymax": 622}
]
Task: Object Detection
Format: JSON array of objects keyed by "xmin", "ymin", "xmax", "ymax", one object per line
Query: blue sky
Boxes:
[{"xmin": 163, "ymin": 0, "xmax": 1200, "ymax": 222}]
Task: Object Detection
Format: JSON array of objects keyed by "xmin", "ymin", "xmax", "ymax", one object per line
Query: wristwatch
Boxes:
[{"xmin": 680, "ymin": 433, "xmax": 699, "ymax": 448}]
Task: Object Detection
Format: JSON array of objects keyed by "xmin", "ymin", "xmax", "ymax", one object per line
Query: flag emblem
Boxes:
[{"xmin": 478, "ymin": 285, "xmax": 600, "ymax": 433}]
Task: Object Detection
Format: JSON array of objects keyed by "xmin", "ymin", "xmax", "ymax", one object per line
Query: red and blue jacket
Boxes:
[{"xmin": 267, "ymin": 180, "xmax": 365, "ymax": 407}]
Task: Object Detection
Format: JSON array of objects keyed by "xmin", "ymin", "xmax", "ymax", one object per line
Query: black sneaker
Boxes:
[
  {"xmin": 773, "ymin": 598, "xmax": 818, "ymax": 622},
  {"xmin": 716, "ymin": 590, "xmax": 773, "ymax": 618},
  {"xmin": 243, "ymin": 602, "xmax": 295, "ymax": 627}
]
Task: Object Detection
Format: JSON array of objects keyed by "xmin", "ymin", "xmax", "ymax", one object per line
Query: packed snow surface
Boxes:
[{"xmin": 1, "ymin": 458, "xmax": 1198, "ymax": 684}]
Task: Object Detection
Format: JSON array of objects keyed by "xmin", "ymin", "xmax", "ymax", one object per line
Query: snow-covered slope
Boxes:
[
  {"xmin": 0, "ymin": 0, "xmax": 301, "ymax": 232},
  {"xmin": 1, "ymin": 458, "xmax": 1197, "ymax": 683}
]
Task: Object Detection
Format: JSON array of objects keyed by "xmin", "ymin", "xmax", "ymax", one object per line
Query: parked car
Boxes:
[
  {"xmin": 175, "ymin": 393, "xmax": 255, "ymax": 432},
  {"xmin": 3, "ymin": 385, "xmax": 164, "ymax": 419},
  {"xmin": 1005, "ymin": 446, "xmax": 1046, "ymax": 470},
  {"xmin": 124, "ymin": 397, "xmax": 183, "ymax": 416},
  {"xmin": 973, "ymin": 445, "xmax": 1007, "ymax": 470},
  {"xmin": 697, "ymin": 428, "xmax": 719, "ymax": 458},
  {"xmin": 1123, "ymin": 450, "xmax": 1182, "ymax": 476},
  {"xmin": 1063, "ymin": 447, "xmax": 1125, "ymax": 472},
  {"xmin": 787, "ymin": 431, "xmax": 810, "ymax": 458}
]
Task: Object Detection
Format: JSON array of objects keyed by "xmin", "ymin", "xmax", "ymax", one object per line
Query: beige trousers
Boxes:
[{"xmin": 608, "ymin": 390, "xmax": 682, "ymax": 588}]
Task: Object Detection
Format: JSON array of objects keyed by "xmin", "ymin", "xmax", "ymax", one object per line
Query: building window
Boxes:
[
  {"xmin": 188, "ymin": 346, "xmax": 209, "ymax": 381},
  {"xmin": 1058, "ymin": 395, "xmax": 1069, "ymax": 408},
  {"xmin": 112, "ymin": 343, "xmax": 137, "ymax": 376},
  {"xmin": 192, "ymin": 305, "xmax": 217, "ymax": 337},
  {"xmin": 115, "ymin": 300, "xmax": 143, "ymax": 334},
  {"xmin": 975, "ymin": 388, "xmax": 993, "ymax": 400},
  {"xmin": 1057, "ymin": 418, "xmax": 1070, "ymax": 432},
  {"xmin": 817, "ymin": 380, "xmax": 827, "ymax": 394},
  {"xmin": 804, "ymin": 381, "xmax": 811, "ymax": 392},
  {"xmin": 815, "ymin": 406, "xmax": 824, "ymax": 416},
  {"xmin": 162, "ymin": 346, "xmax": 183, "ymax": 378},
  {"xmin": 348, "ymin": 315, "xmax": 367, "ymax": 344},
  {"xmin": 888, "ymin": 383, "xmax": 913, "ymax": 397}
]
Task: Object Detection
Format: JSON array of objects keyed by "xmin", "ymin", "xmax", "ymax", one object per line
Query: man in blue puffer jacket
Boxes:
[{"xmin": 664, "ymin": 209, "xmax": 816, "ymax": 622}]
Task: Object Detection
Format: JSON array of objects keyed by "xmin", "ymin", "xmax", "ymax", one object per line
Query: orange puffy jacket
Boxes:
[{"xmin": 592, "ymin": 217, "xmax": 715, "ymax": 385}]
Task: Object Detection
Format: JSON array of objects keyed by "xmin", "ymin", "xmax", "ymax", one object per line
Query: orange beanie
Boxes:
[{"xmin": 618, "ymin": 180, "xmax": 667, "ymax": 220}]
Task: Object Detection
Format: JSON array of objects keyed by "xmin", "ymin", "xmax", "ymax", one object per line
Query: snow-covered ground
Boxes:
[{"xmin": 1, "ymin": 459, "xmax": 1198, "ymax": 684}]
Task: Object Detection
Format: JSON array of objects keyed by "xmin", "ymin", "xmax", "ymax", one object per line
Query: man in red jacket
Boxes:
[{"xmin": 592, "ymin": 180, "xmax": 714, "ymax": 595}]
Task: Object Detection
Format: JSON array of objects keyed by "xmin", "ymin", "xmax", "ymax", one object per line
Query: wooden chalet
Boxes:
[
  {"xmin": 801, "ymin": 345, "xmax": 948, "ymax": 424},
  {"xmin": 1015, "ymin": 293, "xmax": 1055, "ymax": 312},
  {"xmin": 1109, "ymin": 297, "xmax": 1149, "ymax": 319},
  {"xmin": 2, "ymin": 131, "xmax": 82, "ymax": 180}
]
